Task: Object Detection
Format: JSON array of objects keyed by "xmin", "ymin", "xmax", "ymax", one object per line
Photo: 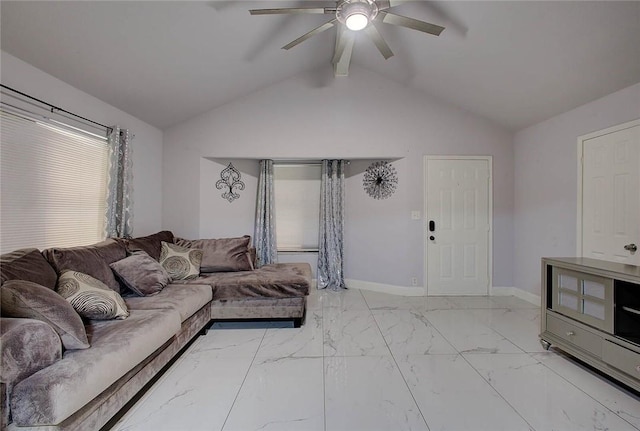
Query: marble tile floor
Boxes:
[{"xmin": 112, "ymin": 289, "xmax": 640, "ymax": 431}]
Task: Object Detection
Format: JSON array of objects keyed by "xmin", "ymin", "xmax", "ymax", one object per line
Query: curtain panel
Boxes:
[
  {"xmin": 105, "ymin": 127, "xmax": 133, "ymax": 238},
  {"xmin": 317, "ymin": 159, "xmax": 346, "ymax": 290},
  {"xmin": 255, "ymin": 159, "xmax": 278, "ymax": 267}
]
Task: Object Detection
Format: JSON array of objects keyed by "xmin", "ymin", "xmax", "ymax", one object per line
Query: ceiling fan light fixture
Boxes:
[
  {"xmin": 337, "ymin": 0, "xmax": 377, "ymax": 31},
  {"xmin": 345, "ymin": 13, "xmax": 368, "ymax": 31}
]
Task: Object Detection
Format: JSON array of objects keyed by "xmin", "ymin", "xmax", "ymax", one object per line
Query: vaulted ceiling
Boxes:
[{"xmin": 2, "ymin": 1, "xmax": 639, "ymax": 131}]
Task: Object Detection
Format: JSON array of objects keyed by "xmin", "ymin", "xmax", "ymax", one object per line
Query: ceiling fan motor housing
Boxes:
[{"xmin": 336, "ymin": 0, "xmax": 379, "ymax": 30}]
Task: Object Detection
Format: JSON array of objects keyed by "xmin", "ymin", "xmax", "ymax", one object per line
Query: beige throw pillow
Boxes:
[
  {"xmin": 159, "ymin": 241, "xmax": 202, "ymax": 280},
  {"xmin": 57, "ymin": 271, "xmax": 129, "ymax": 320}
]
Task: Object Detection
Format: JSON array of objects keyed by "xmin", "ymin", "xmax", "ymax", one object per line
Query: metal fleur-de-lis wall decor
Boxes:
[{"xmin": 216, "ymin": 163, "xmax": 245, "ymax": 203}]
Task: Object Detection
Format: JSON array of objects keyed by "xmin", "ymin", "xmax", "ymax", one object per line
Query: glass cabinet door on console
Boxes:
[{"xmin": 551, "ymin": 267, "xmax": 613, "ymax": 332}]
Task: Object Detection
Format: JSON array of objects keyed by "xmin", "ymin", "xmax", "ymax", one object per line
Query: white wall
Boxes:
[
  {"xmin": 1, "ymin": 51, "xmax": 164, "ymax": 236},
  {"xmin": 164, "ymin": 66, "xmax": 514, "ymax": 288},
  {"xmin": 513, "ymin": 82, "xmax": 640, "ymax": 296}
]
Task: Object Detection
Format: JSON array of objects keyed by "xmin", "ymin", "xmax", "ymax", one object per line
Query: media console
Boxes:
[{"xmin": 540, "ymin": 257, "xmax": 640, "ymax": 392}]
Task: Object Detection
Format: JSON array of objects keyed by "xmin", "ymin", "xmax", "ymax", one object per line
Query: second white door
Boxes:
[
  {"xmin": 425, "ymin": 157, "xmax": 491, "ymax": 295},
  {"xmin": 581, "ymin": 122, "xmax": 639, "ymax": 265}
]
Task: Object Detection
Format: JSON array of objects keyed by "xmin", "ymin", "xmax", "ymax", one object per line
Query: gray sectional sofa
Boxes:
[{"xmin": 0, "ymin": 231, "xmax": 311, "ymax": 431}]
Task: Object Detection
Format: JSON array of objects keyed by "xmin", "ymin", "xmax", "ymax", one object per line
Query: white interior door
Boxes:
[
  {"xmin": 425, "ymin": 157, "xmax": 491, "ymax": 295},
  {"xmin": 581, "ymin": 122, "xmax": 640, "ymax": 265}
]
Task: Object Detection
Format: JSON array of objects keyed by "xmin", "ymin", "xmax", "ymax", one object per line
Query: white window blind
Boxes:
[
  {"xmin": 0, "ymin": 111, "xmax": 109, "ymax": 253},
  {"xmin": 274, "ymin": 163, "xmax": 321, "ymax": 252}
]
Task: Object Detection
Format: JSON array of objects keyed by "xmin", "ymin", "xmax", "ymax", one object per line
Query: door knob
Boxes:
[{"xmin": 624, "ymin": 244, "xmax": 637, "ymax": 252}]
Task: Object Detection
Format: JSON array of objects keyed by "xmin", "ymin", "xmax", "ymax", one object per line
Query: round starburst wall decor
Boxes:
[{"xmin": 363, "ymin": 161, "xmax": 398, "ymax": 200}]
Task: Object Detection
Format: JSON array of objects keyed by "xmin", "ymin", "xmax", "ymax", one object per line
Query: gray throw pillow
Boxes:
[
  {"xmin": 1, "ymin": 248, "xmax": 59, "ymax": 289},
  {"xmin": 120, "ymin": 230, "xmax": 174, "ymax": 261},
  {"xmin": 174, "ymin": 236, "xmax": 253, "ymax": 272},
  {"xmin": 43, "ymin": 239, "xmax": 127, "ymax": 294},
  {"xmin": 159, "ymin": 241, "xmax": 202, "ymax": 280},
  {"xmin": 1, "ymin": 279, "xmax": 90, "ymax": 350},
  {"xmin": 110, "ymin": 252, "xmax": 171, "ymax": 296},
  {"xmin": 57, "ymin": 271, "xmax": 129, "ymax": 320}
]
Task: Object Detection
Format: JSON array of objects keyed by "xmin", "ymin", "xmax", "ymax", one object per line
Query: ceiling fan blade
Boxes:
[
  {"xmin": 332, "ymin": 25, "xmax": 355, "ymax": 64},
  {"xmin": 377, "ymin": 11, "xmax": 445, "ymax": 36},
  {"xmin": 333, "ymin": 25, "xmax": 355, "ymax": 76},
  {"xmin": 373, "ymin": 0, "xmax": 411, "ymax": 10},
  {"xmin": 249, "ymin": 7, "xmax": 335, "ymax": 15},
  {"xmin": 282, "ymin": 19, "xmax": 338, "ymax": 50},
  {"xmin": 376, "ymin": 0, "xmax": 391, "ymax": 11},
  {"xmin": 364, "ymin": 24, "xmax": 394, "ymax": 59}
]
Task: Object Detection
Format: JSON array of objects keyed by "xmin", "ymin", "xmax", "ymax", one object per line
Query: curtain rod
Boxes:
[
  {"xmin": 0, "ymin": 84, "xmax": 112, "ymax": 134},
  {"xmin": 272, "ymin": 159, "xmax": 351, "ymax": 165}
]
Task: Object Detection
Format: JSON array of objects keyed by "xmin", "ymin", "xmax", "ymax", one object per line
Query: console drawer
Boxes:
[
  {"xmin": 603, "ymin": 341, "xmax": 640, "ymax": 379},
  {"xmin": 546, "ymin": 314, "xmax": 602, "ymax": 357}
]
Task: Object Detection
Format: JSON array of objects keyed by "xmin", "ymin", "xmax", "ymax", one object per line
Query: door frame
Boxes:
[
  {"xmin": 423, "ymin": 155, "xmax": 493, "ymax": 296},
  {"xmin": 576, "ymin": 119, "xmax": 640, "ymax": 257}
]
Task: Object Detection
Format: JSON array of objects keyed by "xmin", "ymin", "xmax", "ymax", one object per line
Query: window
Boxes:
[
  {"xmin": 273, "ymin": 163, "xmax": 321, "ymax": 252},
  {"xmin": 0, "ymin": 110, "xmax": 109, "ymax": 253}
]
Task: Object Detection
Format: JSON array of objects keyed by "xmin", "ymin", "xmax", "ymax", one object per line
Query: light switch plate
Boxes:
[{"xmin": 411, "ymin": 210, "xmax": 421, "ymax": 220}]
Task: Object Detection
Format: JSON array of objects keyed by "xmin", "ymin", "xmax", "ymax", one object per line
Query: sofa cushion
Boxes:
[
  {"xmin": 175, "ymin": 236, "xmax": 253, "ymax": 273},
  {"xmin": 159, "ymin": 242, "xmax": 202, "ymax": 281},
  {"xmin": 0, "ymin": 248, "xmax": 58, "ymax": 290},
  {"xmin": 10, "ymin": 309, "xmax": 181, "ymax": 426},
  {"xmin": 0, "ymin": 280, "xmax": 89, "ymax": 350},
  {"xmin": 123, "ymin": 230, "xmax": 174, "ymax": 261},
  {"xmin": 1, "ymin": 318, "xmax": 63, "ymax": 430},
  {"xmin": 0, "ymin": 317, "xmax": 63, "ymax": 385},
  {"xmin": 43, "ymin": 239, "xmax": 127, "ymax": 293},
  {"xmin": 57, "ymin": 271, "xmax": 129, "ymax": 320},
  {"xmin": 110, "ymin": 252, "xmax": 170, "ymax": 296},
  {"xmin": 124, "ymin": 283, "xmax": 212, "ymax": 322},
  {"xmin": 188, "ymin": 263, "xmax": 311, "ymax": 300}
]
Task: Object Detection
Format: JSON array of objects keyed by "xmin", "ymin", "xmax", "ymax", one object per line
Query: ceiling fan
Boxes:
[{"xmin": 249, "ymin": 0, "xmax": 445, "ymax": 75}]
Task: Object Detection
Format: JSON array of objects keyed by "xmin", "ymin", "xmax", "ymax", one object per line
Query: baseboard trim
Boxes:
[
  {"xmin": 492, "ymin": 286, "xmax": 540, "ymax": 305},
  {"xmin": 343, "ymin": 279, "xmax": 541, "ymax": 304},
  {"xmin": 345, "ymin": 279, "xmax": 425, "ymax": 296}
]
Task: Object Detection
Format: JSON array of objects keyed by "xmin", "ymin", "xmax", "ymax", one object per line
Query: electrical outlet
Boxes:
[{"xmin": 411, "ymin": 277, "xmax": 418, "ymax": 286}]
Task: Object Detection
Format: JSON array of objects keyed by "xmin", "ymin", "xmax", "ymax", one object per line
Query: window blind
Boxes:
[
  {"xmin": 0, "ymin": 111, "xmax": 109, "ymax": 253},
  {"xmin": 274, "ymin": 164, "xmax": 321, "ymax": 252}
]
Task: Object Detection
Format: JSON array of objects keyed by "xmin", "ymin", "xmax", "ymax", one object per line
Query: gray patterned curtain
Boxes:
[
  {"xmin": 255, "ymin": 159, "xmax": 277, "ymax": 267},
  {"xmin": 318, "ymin": 159, "xmax": 346, "ymax": 290},
  {"xmin": 105, "ymin": 127, "xmax": 133, "ymax": 238}
]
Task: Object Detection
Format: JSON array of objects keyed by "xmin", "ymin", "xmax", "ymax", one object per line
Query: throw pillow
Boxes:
[
  {"xmin": 43, "ymin": 239, "xmax": 127, "ymax": 294},
  {"xmin": 159, "ymin": 241, "xmax": 202, "ymax": 280},
  {"xmin": 0, "ymin": 279, "xmax": 90, "ymax": 350},
  {"xmin": 120, "ymin": 230, "xmax": 174, "ymax": 261},
  {"xmin": 174, "ymin": 236, "xmax": 252, "ymax": 273},
  {"xmin": 1, "ymin": 248, "xmax": 59, "ymax": 289},
  {"xmin": 57, "ymin": 271, "xmax": 129, "ymax": 320},
  {"xmin": 110, "ymin": 252, "xmax": 171, "ymax": 296}
]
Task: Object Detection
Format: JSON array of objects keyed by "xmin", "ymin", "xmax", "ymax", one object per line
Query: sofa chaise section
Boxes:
[
  {"xmin": 194, "ymin": 263, "xmax": 311, "ymax": 300},
  {"xmin": 189, "ymin": 262, "xmax": 311, "ymax": 326}
]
